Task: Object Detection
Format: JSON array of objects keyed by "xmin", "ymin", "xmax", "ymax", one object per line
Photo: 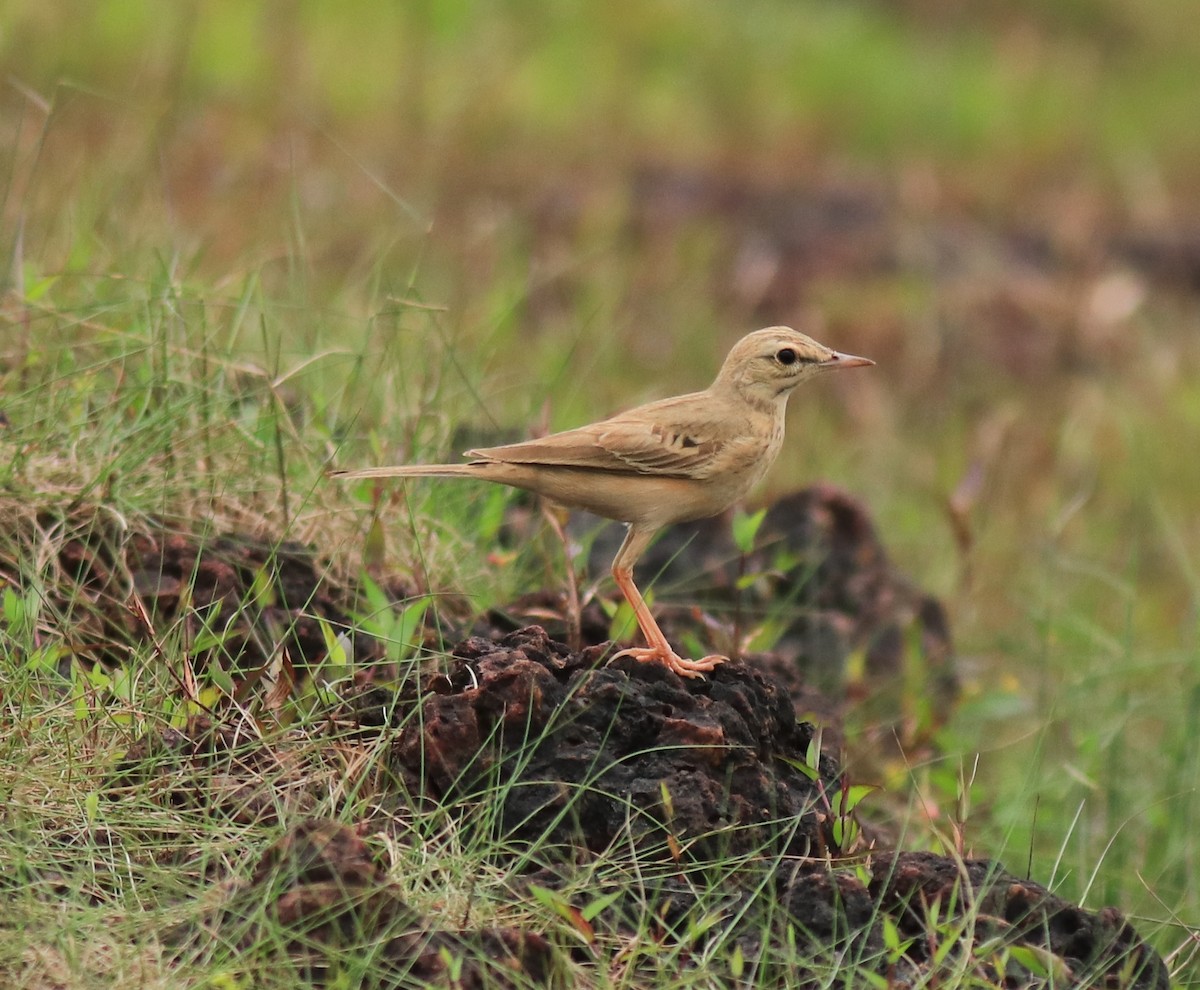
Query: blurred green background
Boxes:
[{"xmin": 4, "ymin": 0, "xmax": 1200, "ymax": 953}]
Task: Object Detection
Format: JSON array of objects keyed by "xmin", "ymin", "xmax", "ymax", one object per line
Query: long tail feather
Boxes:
[{"xmin": 329, "ymin": 463, "xmax": 477, "ymax": 480}]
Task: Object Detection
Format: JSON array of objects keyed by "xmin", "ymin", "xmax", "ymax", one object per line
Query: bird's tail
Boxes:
[{"xmin": 329, "ymin": 463, "xmax": 478, "ymax": 481}]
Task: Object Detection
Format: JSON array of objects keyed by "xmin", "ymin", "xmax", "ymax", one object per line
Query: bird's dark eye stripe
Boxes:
[{"xmin": 775, "ymin": 347, "xmax": 798, "ymax": 365}]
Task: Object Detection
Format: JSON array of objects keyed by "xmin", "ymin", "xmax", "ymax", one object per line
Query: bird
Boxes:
[{"xmin": 333, "ymin": 327, "xmax": 873, "ymax": 678}]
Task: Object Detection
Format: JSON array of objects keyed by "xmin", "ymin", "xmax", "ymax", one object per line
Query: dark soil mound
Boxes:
[
  {"xmin": 8, "ymin": 489, "xmax": 1167, "ymax": 987},
  {"xmin": 362, "ymin": 626, "xmax": 1165, "ymax": 989},
  {"xmin": 172, "ymin": 818, "xmax": 555, "ymax": 989},
  {"xmin": 128, "ymin": 619, "xmax": 1167, "ymax": 988},
  {"xmin": 388, "ymin": 626, "xmax": 842, "ymax": 860},
  {"xmin": 10, "ymin": 512, "xmax": 396, "ymax": 673}
]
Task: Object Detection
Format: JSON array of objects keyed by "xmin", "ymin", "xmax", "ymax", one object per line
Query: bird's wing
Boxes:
[{"xmin": 469, "ymin": 392, "xmax": 752, "ymax": 480}]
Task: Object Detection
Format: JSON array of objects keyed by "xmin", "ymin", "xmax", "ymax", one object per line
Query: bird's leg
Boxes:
[{"xmin": 607, "ymin": 525, "xmax": 727, "ymax": 679}]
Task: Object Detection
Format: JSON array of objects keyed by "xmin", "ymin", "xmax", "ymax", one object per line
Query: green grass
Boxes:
[{"xmin": 4, "ymin": 0, "xmax": 1200, "ymax": 985}]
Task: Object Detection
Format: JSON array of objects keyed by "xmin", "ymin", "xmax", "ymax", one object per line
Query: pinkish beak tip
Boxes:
[{"xmin": 827, "ymin": 351, "xmax": 875, "ymax": 369}]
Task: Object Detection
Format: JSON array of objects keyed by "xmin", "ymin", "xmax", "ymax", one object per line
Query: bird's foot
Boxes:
[{"xmin": 609, "ymin": 645, "xmax": 728, "ymax": 680}]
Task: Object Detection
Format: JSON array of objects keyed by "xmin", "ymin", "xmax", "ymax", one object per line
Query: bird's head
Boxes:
[{"xmin": 713, "ymin": 326, "xmax": 874, "ymax": 405}]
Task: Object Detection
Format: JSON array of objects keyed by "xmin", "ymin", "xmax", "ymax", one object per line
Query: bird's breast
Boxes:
[{"xmin": 743, "ymin": 424, "xmax": 784, "ymax": 490}]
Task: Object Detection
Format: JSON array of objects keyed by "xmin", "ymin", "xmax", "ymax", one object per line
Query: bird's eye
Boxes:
[{"xmin": 775, "ymin": 348, "xmax": 798, "ymax": 366}]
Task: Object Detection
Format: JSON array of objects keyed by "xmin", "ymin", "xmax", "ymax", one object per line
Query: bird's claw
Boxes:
[{"xmin": 609, "ymin": 645, "xmax": 728, "ymax": 679}]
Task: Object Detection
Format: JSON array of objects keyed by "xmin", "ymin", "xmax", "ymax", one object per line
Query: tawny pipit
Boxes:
[{"xmin": 334, "ymin": 327, "xmax": 873, "ymax": 678}]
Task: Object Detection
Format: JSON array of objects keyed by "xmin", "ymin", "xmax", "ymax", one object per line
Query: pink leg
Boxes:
[{"xmin": 607, "ymin": 525, "xmax": 726, "ymax": 679}]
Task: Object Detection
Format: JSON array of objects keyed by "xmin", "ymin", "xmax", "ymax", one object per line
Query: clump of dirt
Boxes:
[
  {"xmin": 161, "ymin": 805, "xmax": 1167, "ymax": 988},
  {"xmin": 872, "ymin": 851, "xmax": 1168, "ymax": 989},
  {"xmin": 346, "ymin": 624, "xmax": 1164, "ymax": 989},
  {"xmin": 386, "ymin": 626, "xmax": 842, "ymax": 860},
  {"xmin": 110, "ymin": 714, "xmax": 321, "ymax": 825},
  {"xmin": 172, "ymin": 818, "xmax": 555, "ymax": 989},
  {"xmin": 4, "ymin": 510, "xmax": 415, "ymax": 674}
]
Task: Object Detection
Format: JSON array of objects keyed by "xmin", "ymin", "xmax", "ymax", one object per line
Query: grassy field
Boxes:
[{"xmin": 3, "ymin": 0, "xmax": 1200, "ymax": 985}]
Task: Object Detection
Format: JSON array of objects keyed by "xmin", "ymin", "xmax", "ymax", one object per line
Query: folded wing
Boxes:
[{"xmin": 468, "ymin": 393, "xmax": 749, "ymax": 480}]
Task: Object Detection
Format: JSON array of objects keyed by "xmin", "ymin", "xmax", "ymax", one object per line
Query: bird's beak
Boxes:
[{"xmin": 820, "ymin": 350, "xmax": 875, "ymax": 371}]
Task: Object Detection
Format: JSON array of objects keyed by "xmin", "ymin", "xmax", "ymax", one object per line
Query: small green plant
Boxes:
[
  {"xmin": 353, "ymin": 576, "xmax": 431, "ymax": 667},
  {"xmin": 731, "ymin": 506, "xmax": 767, "ymax": 558}
]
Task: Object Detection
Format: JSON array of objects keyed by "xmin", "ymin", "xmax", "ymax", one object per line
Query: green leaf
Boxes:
[
  {"xmin": 580, "ymin": 888, "xmax": 623, "ymax": 923},
  {"xmin": 931, "ymin": 917, "xmax": 960, "ymax": 968},
  {"xmin": 685, "ymin": 910, "xmax": 726, "ymax": 941},
  {"xmin": 805, "ymin": 728, "xmax": 824, "ymax": 771},
  {"xmin": 776, "ymin": 754, "xmax": 820, "ymax": 780},
  {"xmin": 528, "ymin": 883, "xmax": 570, "ymax": 915},
  {"xmin": 205, "ymin": 972, "xmax": 247, "ymax": 990},
  {"xmin": 318, "ymin": 616, "xmax": 350, "ymax": 668},
  {"xmin": 1008, "ymin": 944, "xmax": 1070, "ymax": 981},
  {"xmin": 729, "ymin": 943, "xmax": 744, "ymax": 979},
  {"xmin": 24, "ymin": 643, "xmax": 63, "ymax": 673},
  {"xmin": 358, "ymin": 574, "xmax": 392, "ymax": 631},
  {"xmin": 393, "ymin": 596, "xmax": 430, "ymax": 649},
  {"xmin": 882, "ymin": 916, "xmax": 901, "ymax": 954},
  {"xmin": 249, "ymin": 565, "xmax": 276, "ymax": 609},
  {"xmin": 528, "ymin": 884, "xmax": 595, "ymax": 943},
  {"xmin": 475, "ymin": 485, "xmax": 510, "ymax": 544},
  {"xmin": 732, "ymin": 507, "xmax": 767, "ymax": 554},
  {"xmin": 436, "ymin": 946, "xmax": 464, "ymax": 980},
  {"xmin": 2, "ymin": 587, "xmax": 23, "ymax": 628},
  {"xmin": 607, "ymin": 594, "xmax": 639, "ymax": 643},
  {"xmin": 745, "ymin": 616, "xmax": 788, "ymax": 653},
  {"xmin": 831, "ymin": 814, "xmax": 858, "ymax": 849},
  {"xmin": 208, "ymin": 657, "xmax": 236, "ymax": 695},
  {"xmin": 24, "ymin": 273, "xmax": 58, "ymax": 302},
  {"xmin": 838, "ymin": 784, "xmax": 878, "ymax": 816},
  {"xmin": 108, "ymin": 666, "xmax": 136, "ymax": 703}
]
